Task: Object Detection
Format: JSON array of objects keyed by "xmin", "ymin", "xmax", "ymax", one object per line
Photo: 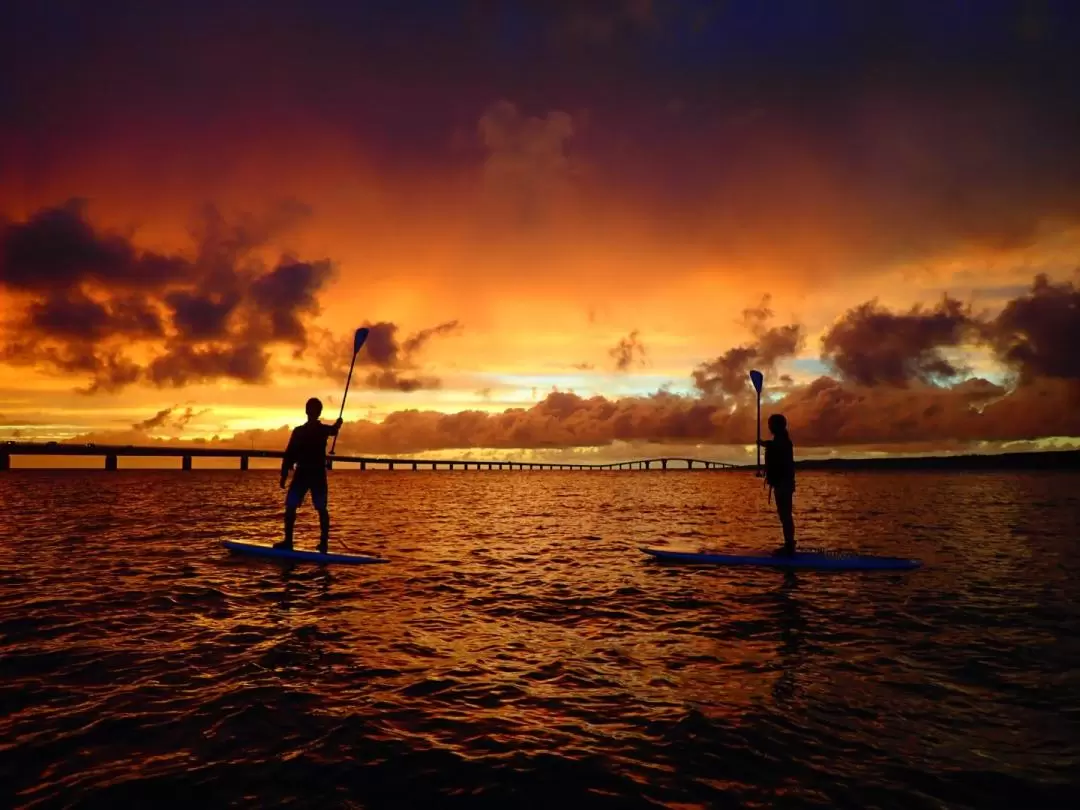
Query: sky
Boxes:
[{"xmin": 2, "ymin": 0, "xmax": 1079, "ymax": 464}]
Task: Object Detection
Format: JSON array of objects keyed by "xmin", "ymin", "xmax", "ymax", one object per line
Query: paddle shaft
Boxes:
[
  {"xmin": 756, "ymin": 393, "xmax": 762, "ymax": 476},
  {"xmin": 329, "ymin": 349, "xmax": 359, "ymax": 455}
]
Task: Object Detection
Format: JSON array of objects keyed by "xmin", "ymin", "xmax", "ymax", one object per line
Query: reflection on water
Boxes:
[{"xmin": 1, "ymin": 469, "xmax": 1079, "ymax": 808}]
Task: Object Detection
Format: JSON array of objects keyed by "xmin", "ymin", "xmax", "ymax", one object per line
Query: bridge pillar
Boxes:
[
  {"xmin": 240, "ymin": 455, "xmax": 249, "ymax": 471},
  {"xmin": 360, "ymin": 461, "xmax": 367, "ymax": 471},
  {"xmin": 182, "ymin": 454, "xmax": 192, "ymax": 470},
  {"xmin": 0, "ymin": 452, "xmax": 9, "ymax": 471},
  {"xmin": 449, "ymin": 462, "xmax": 455, "ymax": 470},
  {"xmin": 388, "ymin": 462, "xmax": 395, "ymax": 471},
  {"xmin": 327, "ymin": 458, "xmax": 333, "ymax": 470},
  {"xmin": 431, "ymin": 462, "xmax": 437, "ymax": 470},
  {"xmin": 105, "ymin": 454, "xmax": 118, "ymax": 471},
  {"xmin": 412, "ymin": 461, "xmax": 418, "ymax": 470}
]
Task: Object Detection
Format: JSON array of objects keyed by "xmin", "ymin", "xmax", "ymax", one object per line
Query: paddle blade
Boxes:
[
  {"xmin": 749, "ymin": 369, "xmax": 764, "ymax": 393},
  {"xmin": 352, "ymin": 327, "xmax": 370, "ymax": 355}
]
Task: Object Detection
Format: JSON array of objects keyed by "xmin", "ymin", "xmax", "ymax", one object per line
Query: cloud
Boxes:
[
  {"xmin": 310, "ymin": 319, "xmax": 461, "ymax": 392},
  {"xmin": 147, "ymin": 343, "xmax": 270, "ymax": 387},
  {"xmin": 134, "ymin": 407, "xmax": 174, "ymax": 431},
  {"xmin": 609, "ymin": 329, "xmax": 647, "ymax": 371},
  {"xmin": 66, "ymin": 370, "xmax": 1079, "ymax": 458},
  {"xmin": 130, "ymin": 404, "xmax": 210, "ymax": 432},
  {"xmin": 821, "ymin": 295, "xmax": 982, "ymax": 386},
  {"xmin": 0, "ymin": 199, "xmax": 186, "ymax": 292},
  {"xmin": 987, "ymin": 273, "xmax": 1080, "ymax": 383},
  {"xmin": 0, "ymin": 200, "xmax": 334, "ymax": 391},
  {"xmin": 693, "ymin": 297, "xmax": 802, "ymax": 397},
  {"xmin": 818, "ymin": 274, "xmax": 1080, "ymax": 390},
  {"xmin": 174, "ymin": 406, "xmax": 209, "ymax": 429}
]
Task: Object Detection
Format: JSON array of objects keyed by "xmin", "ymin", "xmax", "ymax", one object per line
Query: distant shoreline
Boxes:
[{"xmin": 771, "ymin": 448, "xmax": 1080, "ymax": 472}]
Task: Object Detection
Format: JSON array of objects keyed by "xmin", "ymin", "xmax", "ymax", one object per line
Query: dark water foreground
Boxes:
[{"xmin": 1, "ymin": 470, "xmax": 1078, "ymax": 809}]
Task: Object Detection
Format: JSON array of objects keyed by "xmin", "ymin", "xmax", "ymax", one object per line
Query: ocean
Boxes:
[{"xmin": 1, "ymin": 469, "xmax": 1078, "ymax": 809}]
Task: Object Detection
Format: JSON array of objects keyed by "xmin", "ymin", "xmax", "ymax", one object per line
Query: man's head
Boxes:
[
  {"xmin": 768, "ymin": 413, "xmax": 787, "ymax": 435},
  {"xmin": 305, "ymin": 397, "xmax": 323, "ymax": 419}
]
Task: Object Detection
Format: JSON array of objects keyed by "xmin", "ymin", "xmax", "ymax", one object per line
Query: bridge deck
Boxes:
[{"xmin": 1, "ymin": 442, "xmax": 741, "ymax": 471}]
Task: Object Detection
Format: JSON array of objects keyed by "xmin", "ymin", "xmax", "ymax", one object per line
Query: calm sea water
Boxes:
[{"xmin": 1, "ymin": 469, "xmax": 1078, "ymax": 809}]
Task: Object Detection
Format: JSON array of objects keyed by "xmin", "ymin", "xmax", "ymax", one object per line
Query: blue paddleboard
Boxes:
[
  {"xmin": 223, "ymin": 541, "xmax": 388, "ymax": 565},
  {"xmin": 640, "ymin": 546, "xmax": 921, "ymax": 571}
]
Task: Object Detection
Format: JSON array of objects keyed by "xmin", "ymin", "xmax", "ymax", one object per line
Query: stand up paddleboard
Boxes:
[
  {"xmin": 641, "ymin": 546, "xmax": 921, "ymax": 571},
  {"xmin": 223, "ymin": 541, "xmax": 388, "ymax": 565}
]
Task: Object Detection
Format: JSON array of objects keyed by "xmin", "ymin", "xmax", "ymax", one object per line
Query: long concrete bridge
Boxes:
[{"xmin": 1, "ymin": 442, "xmax": 741, "ymax": 471}]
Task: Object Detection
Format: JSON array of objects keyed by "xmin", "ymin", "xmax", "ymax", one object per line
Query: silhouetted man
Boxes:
[
  {"xmin": 275, "ymin": 397, "xmax": 342, "ymax": 554},
  {"xmin": 759, "ymin": 413, "xmax": 796, "ymax": 555}
]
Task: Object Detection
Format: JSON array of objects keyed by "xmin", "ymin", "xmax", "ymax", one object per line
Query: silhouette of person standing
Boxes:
[
  {"xmin": 759, "ymin": 413, "xmax": 796, "ymax": 555},
  {"xmin": 275, "ymin": 397, "xmax": 342, "ymax": 554}
]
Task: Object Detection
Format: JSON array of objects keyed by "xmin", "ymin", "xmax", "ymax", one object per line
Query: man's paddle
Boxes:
[
  {"xmin": 749, "ymin": 369, "xmax": 764, "ymax": 477},
  {"xmin": 329, "ymin": 327, "xmax": 369, "ymax": 458}
]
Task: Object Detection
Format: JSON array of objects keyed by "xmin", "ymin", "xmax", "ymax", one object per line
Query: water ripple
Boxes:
[{"xmin": 1, "ymin": 469, "xmax": 1079, "ymax": 808}]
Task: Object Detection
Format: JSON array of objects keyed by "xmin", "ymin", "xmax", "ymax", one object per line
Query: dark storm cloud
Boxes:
[
  {"xmin": 164, "ymin": 290, "xmax": 241, "ymax": 341},
  {"xmin": 249, "ymin": 259, "xmax": 333, "ymax": 343},
  {"xmin": 0, "ymin": 200, "xmax": 186, "ymax": 291},
  {"xmin": 819, "ymin": 275, "xmax": 1080, "ymax": 389},
  {"xmin": 0, "ymin": 201, "xmax": 334, "ymax": 391},
  {"xmin": 147, "ymin": 344, "xmax": 270, "ymax": 387},
  {"xmin": 987, "ymin": 273, "xmax": 1080, "ymax": 382},
  {"xmin": 821, "ymin": 296, "xmax": 981, "ymax": 386},
  {"xmin": 27, "ymin": 290, "xmax": 164, "ymax": 341}
]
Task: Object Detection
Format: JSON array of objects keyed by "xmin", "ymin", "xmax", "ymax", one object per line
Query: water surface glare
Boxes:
[{"xmin": 2, "ymin": 470, "xmax": 1078, "ymax": 808}]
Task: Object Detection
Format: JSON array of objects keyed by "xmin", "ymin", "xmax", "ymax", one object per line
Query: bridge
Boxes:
[{"xmin": 0, "ymin": 442, "xmax": 741, "ymax": 471}]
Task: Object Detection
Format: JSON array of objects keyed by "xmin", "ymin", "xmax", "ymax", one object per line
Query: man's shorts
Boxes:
[{"xmin": 286, "ymin": 469, "xmax": 328, "ymax": 510}]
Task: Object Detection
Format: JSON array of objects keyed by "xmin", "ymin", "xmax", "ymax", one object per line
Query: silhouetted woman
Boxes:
[{"xmin": 759, "ymin": 413, "xmax": 796, "ymax": 555}]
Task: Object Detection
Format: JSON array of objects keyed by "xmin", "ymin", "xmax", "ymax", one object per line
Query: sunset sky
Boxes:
[{"xmin": 2, "ymin": 0, "xmax": 1079, "ymax": 463}]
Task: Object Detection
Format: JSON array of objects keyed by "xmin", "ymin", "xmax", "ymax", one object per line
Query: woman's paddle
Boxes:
[{"xmin": 749, "ymin": 369, "xmax": 764, "ymax": 477}]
